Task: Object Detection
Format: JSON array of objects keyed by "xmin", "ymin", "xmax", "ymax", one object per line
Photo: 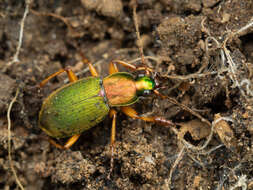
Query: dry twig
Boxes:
[
  {"xmin": 7, "ymin": 88, "xmax": 24, "ymax": 190},
  {"xmin": 30, "ymin": 9, "xmax": 80, "ymax": 37},
  {"xmin": 229, "ymin": 175, "xmax": 248, "ymax": 190},
  {"xmin": 208, "ymin": 18, "xmax": 253, "ymax": 99},
  {"xmin": 5, "ymin": 0, "xmax": 31, "ymax": 70},
  {"xmin": 182, "ymin": 116, "xmax": 233, "ymax": 152},
  {"xmin": 165, "ymin": 146, "xmax": 186, "ymax": 189},
  {"xmin": 131, "ymin": 0, "xmax": 146, "ymax": 68}
]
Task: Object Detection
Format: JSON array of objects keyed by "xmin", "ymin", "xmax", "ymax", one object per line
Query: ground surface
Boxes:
[{"xmin": 0, "ymin": 0, "xmax": 253, "ymax": 189}]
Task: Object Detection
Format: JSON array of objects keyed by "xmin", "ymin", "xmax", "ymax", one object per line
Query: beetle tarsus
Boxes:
[{"xmin": 154, "ymin": 117, "xmax": 174, "ymax": 127}]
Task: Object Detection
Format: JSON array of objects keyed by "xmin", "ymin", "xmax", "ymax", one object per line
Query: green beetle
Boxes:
[
  {"xmin": 40, "ymin": 71, "xmax": 155, "ymax": 138},
  {"xmin": 39, "ymin": 59, "xmax": 173, "ymax": 172}
]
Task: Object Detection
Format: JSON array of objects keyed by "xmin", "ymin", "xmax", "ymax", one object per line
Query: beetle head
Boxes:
[
  {"xmin": 135, "ymin": 74, "xmax": 155, "ymax": 96},
  {"xmin": 135, "ymin": 72, "xmax": 166, "ymax": 96}
]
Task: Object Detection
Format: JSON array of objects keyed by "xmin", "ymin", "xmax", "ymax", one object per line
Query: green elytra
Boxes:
[{"xmin": 39, "ymin": 77, "xmax": 109, "ymax": 138}]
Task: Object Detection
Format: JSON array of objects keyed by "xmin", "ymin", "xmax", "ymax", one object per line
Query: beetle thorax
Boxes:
[{"xmin": 103, "ymin": 72, "xmax": 138, "ymax": 106}]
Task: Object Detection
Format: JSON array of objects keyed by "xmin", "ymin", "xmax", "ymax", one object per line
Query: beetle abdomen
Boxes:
[{"xmin": 39, "ymin": 77, "xmax": 109, "ymax": 138}]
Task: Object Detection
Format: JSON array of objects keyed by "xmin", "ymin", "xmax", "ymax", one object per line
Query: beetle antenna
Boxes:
[
  {"xmin": 132, "ymin": 0, "xmax": 150, "ymax": 76},
  {"xmin": 153, "ymin": 90, "xmax": 212, "ymax": 127}
]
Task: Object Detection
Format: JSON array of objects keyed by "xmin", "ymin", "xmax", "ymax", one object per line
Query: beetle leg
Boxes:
[
  {"xmin": 81, "ymin": 57, "xmax": 99, "ymax": 77},
  {"xmin": 40, "ymin": 67, "xmax": 78, "ymax": 87},
  {"xmin": 121, "ymin": 106, "xmax": 174, "ymax": 127},
  {"xmin": 108, "ymin": 109, "xmax": 117, "ymax": 178},
  {"xmin": 79, "ymin": 52, "xmax": 99, "ymax": 76},
  {"xmin": 111, "ymin": 60, "xmax": 153, "ymax": 74},
  {"xmin": 48, "ymin": 134, "xmax": 81, "ymax": 149},
  {"xmin": 109, "ymin": 61, "xmax": 119, "ymax": 74}
]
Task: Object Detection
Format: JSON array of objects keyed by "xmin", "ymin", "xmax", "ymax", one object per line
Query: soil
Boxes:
[{"xmin": 0, "ymin": 0, "xmax": 253, "ymax": 189}]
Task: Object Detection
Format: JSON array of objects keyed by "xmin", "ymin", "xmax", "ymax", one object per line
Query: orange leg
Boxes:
[
  {"xmin": 40, "ymin": 67, "xmax": 78, "ymax": 87},
  {"xmin": 121, "ymin": 106, "xmax": 174, "ymax": 127},
  {"xmin": 111, "ymin": 60, "xmax": 153, "ymax": 74},
  {"xmin": 80, "ymin": 54, "xmax": 99, "ymax": 77},
  {"xmin": 49, "ymin": 134, "xmax": 81, "ymax": 149},
  {"xmin": 108, "ymin": 109, "xmax": 117, "ymax": 178},
  {"xmin": 109, "ymin": 61, "xmax": 119, "ymax": 74}
]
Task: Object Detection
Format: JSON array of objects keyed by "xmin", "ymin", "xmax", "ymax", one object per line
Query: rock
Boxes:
[{"xmin": 81, "ymin": 0, "xmax": 123, "ymax": 18}]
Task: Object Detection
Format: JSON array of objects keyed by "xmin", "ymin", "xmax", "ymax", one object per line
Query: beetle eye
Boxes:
[{"xmin": 142, "ymin": 90, "xmax": 151, "ymax": 96}]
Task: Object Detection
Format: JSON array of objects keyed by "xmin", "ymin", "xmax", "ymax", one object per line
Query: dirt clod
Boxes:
[
  {"xmin": 81, "ymin": 0, "xmax": 123, "ymax": 18},
  {"xmin": 0, "ymin": 74, "xmax": 16, "ymax": 114}
]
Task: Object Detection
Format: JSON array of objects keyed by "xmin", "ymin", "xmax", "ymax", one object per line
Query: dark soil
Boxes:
[{"xmin": 0, "ymin": 0, "xmax": 252, "ymax": 189}]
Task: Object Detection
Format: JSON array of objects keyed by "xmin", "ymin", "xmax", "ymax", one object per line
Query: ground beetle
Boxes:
[{"xmin": 38, "ymin": 58, "xmax": 173, "ymax": 174}]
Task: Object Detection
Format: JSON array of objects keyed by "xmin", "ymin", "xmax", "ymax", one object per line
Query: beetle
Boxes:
[{"xmin": 39, "ymin": 57, "xmax": 173, "ymax": 173}]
